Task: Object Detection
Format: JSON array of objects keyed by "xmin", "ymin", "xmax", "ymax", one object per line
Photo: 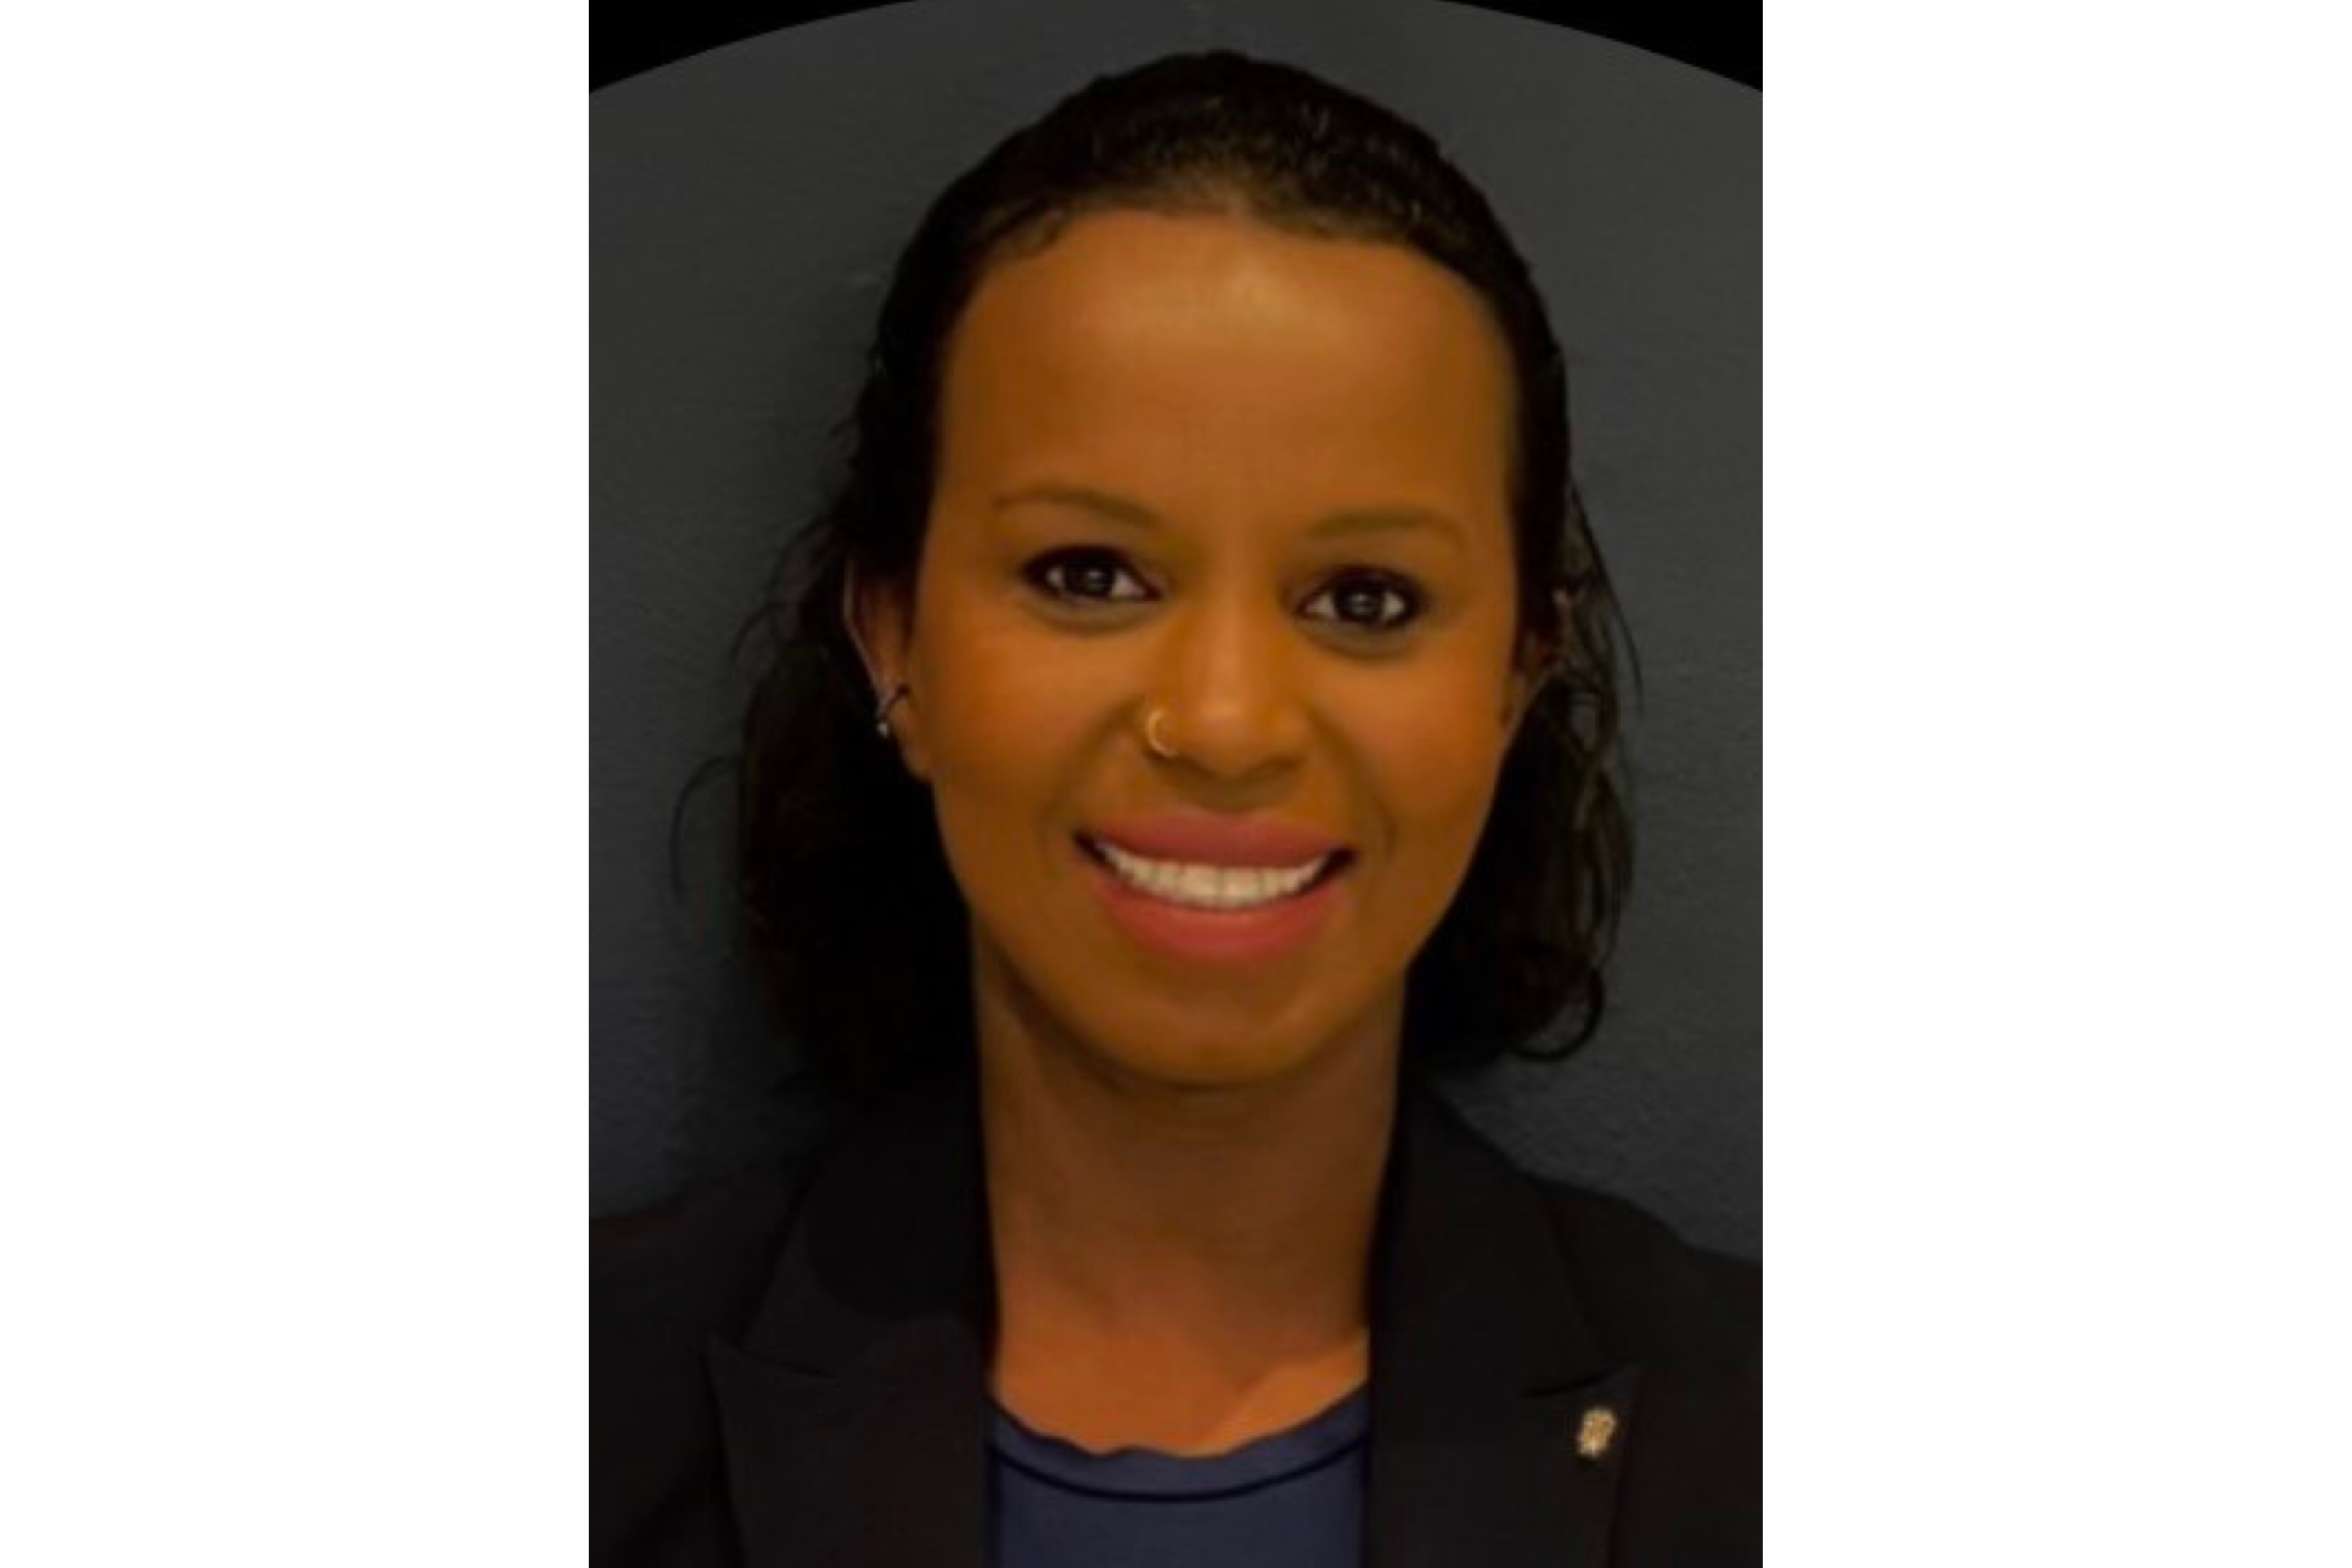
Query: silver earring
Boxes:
[{"xmin": 873, "ymin": 683, "xmax": 911, "ymax": 740}]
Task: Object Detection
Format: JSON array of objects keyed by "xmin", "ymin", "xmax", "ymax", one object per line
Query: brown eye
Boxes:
[
  {"xmin": 1305, "ymin": 571, "xmax": 1425, "ymax": 633},
  {"xmin": 1023, "ymin": 548, "xmax": 1152, "ymax": 605}
]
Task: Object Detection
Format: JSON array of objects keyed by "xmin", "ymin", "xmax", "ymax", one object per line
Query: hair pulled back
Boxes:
[{"xmin": 709, "ymin": 50, "xmax": 1635, "ymax": 1107}]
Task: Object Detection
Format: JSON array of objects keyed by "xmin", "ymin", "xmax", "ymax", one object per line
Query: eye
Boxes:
[
  {"xmin": 1022, "ymin": 547, "xmax": 1153, "ymax": 606},
  {"xmin": 1303, "ymin": 570, "xmax": 1425, "ymax": 634}
]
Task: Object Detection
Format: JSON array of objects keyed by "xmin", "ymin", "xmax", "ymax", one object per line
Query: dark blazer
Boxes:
[{"xmin": 593, "ymin": 1064, "xmax": 1760, "ymax": 1566}]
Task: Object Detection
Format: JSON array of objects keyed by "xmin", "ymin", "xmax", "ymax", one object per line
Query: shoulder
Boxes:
[
  {"xmin": 592, "ymin": 1161, "xmax": 814, "ymax": 1566},
  {"xmin": 1408, "ymin": 1084, "xmax": 1759, "ymax": 1375},
  {"xmin": 593, "ymin": 1160, "xmax": 813, "ymax": 1328},
  {"xmin": 1530, "ymin": 1178, "xmax": 1760, "ymax": 1373},
  {"xmin": 1529, "ymin": 1175, "xmax": 1762, "ymax": 1559}
]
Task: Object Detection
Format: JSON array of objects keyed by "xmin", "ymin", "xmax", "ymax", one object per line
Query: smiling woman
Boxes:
[
  {"xmin": 855, "ymin": 206, "xmax": 1544, "ymax": 1098},
  {"xmin": 594, "ymin": 48, "xmax": 1757, "ymax": 1568}
]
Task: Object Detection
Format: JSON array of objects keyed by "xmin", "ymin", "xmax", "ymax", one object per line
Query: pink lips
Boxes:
[
  {"xmin": 1083, "ymin": 812, "xmax": 1350, "ymax": 868},
  {"xmin": 1076, "ymin": 813, "xmax": 1353, "ymax": 967}
]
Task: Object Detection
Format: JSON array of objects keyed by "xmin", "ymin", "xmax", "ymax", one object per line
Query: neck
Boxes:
[{"xmin": 972, "ymin": 956, "xmax": 1402, "ymax": 1451}]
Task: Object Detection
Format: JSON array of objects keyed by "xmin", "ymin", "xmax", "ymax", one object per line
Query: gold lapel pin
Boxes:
[{"xmin": 1574, "ymin": 1404, "xmax": 1620, "ymax": 1462}]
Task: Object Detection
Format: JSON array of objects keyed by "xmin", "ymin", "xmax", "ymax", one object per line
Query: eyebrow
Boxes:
[{"xmin": 991, "ymin": 483, "xmax": 1468, "ymax": 550}]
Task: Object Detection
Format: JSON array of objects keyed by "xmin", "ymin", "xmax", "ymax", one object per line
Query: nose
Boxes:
[{"xmin": 1148, "ymin": 586, "xmax": 1314, "ymax": 781}]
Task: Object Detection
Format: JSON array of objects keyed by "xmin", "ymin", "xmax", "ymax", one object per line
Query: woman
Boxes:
[{"xmin": 594, "ymin": 49, "xmax": 1759, "ymax": 1567}]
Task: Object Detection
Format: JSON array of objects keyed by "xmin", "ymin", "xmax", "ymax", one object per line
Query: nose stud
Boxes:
[{"xmin": 1144, "ymin": 706, "xmax": 1181, "ymax": 760}]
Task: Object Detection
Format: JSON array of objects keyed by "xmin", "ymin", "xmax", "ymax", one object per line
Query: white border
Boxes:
[
  {"xmin": 1773, "ymin": 2, "xmax": 2352, "ymax": 1559},
  {"xmin": 1, "ymin": 2, "xmax": 585, "ymax": 1559}
]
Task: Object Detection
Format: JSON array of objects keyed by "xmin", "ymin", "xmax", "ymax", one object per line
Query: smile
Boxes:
[
  {"xmin": 1082, "ymin": 835, "xmax": 1341, "ymax": 910},
  {"xmin": 1076, "ymin": 834, "xmax": 1354, "ymax": 965}
]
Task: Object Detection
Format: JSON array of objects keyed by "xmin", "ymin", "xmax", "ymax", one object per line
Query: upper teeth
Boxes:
[{"xmin": 1094, "ymin": 839, "xmax": 1333, "ymax": 909}]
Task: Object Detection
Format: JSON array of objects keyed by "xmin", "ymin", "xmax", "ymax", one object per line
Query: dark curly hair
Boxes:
[{"xmin": 695, "ymin": 49, "xmax": 1636, "ymax": 1109}]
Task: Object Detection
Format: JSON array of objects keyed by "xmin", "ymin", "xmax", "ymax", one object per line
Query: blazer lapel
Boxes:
[
  {"xmin": 1366, "ymin": 1084, "xmax": 1639, "ymax": 1568},
  {"xmin": 706, "ymin": 1064, "xmax": 994, "ymax": 1568},
  {"xmin": 705, "ymin": 1066, "xmax": 1635, "ymax": 1568}
]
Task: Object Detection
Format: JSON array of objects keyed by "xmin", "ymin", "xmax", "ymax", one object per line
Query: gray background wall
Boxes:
[{"xmin": 592, "ymin": 0, "xmax": 1759, "ymax": 1258}]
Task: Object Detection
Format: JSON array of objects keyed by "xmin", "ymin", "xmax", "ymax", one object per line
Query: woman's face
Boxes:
[{"xmin": 854, "ymin": 209, "xmax": 1544, "ymax": 1092}]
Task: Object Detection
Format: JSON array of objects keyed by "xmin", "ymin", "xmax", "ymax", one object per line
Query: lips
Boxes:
[
  {"xmin": 1079, "ymin": 833, "xmax": 1353, "ymax": 964},
  {"xmin": 1081, "ymin": 812, "xmax": 1352, "ymax": 869}
]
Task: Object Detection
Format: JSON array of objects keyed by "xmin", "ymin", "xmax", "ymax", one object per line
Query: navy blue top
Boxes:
[{"xmin": 988, "ymin": 1383, "xmax": 1371, "ymax": 1568}]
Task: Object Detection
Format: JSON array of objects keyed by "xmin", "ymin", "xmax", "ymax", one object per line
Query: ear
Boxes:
[
  {"xmin": 1500, "ymin": 586, "xmax": 1571, "ymax": 745},
  {"xmin": 841, "ymin": 564, "xmax": 933, "ymax": 781}
]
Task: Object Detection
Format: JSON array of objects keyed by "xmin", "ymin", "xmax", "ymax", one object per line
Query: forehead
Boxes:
[{"xmin": 935, "ymin": 209, "xmax": 1515, "ymax": 532}]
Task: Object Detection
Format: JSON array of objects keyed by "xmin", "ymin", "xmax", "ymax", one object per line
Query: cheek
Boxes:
[
  {"xmin": 1351, "ymin": 678, "xmax": 1513, "ymax": 847},
  {"xmin": 913, "ymin": 606, "xmax": 1102, "ymax": 820}
]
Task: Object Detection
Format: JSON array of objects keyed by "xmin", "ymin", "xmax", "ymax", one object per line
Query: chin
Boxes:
[
  {"xmin": 971, "ymin": 925, "xmax": 1395, "ymax": 1094},
  {"xmin": 1107, "ymin": 1049, "xmax": 1302, "ymax": 1094},
  {"xmin": 1074, "ymin": 1012, "xmax": 1363, "ymax": 1096}
]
